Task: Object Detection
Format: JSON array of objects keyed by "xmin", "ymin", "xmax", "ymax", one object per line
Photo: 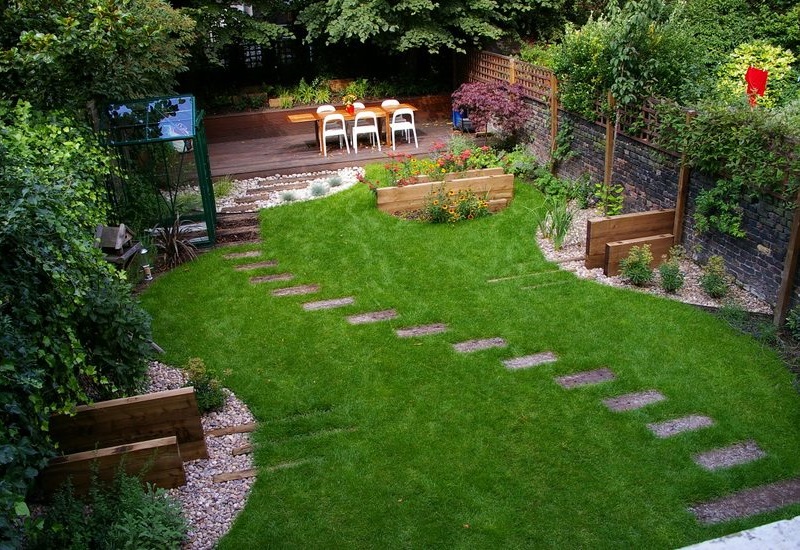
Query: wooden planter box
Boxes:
[{"xmin": 376, "ymin": 168, "xmax": 514, "ymax": 214}]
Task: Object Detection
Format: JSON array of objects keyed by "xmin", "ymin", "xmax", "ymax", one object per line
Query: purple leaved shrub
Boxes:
[{"xmin": 452, "ymin": 82, "xmax": 533, "ymax": 145}]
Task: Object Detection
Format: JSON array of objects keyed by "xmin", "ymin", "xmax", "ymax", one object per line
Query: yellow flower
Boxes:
[
  {"xmin": 433, "ymin": 199, "xmax": 439, "ymax": 206},
  {"xmin": 448, "ymin": 190, "xmax": 455, "ymax": 196}
]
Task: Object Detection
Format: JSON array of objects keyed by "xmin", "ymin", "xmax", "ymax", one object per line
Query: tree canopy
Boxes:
[{"xmin": 0, "ymin": 0, "xmax": 195, "ymax": 109}]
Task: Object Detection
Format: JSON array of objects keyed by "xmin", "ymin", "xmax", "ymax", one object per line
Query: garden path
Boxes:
[{"xmin": 222, "ymin": 246, "xmax": 800, "ymax": 536}]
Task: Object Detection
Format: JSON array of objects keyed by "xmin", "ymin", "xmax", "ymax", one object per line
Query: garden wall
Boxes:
[{"xmin": 522, "ymin": 100, "xmax": 796, "ymax": 308}]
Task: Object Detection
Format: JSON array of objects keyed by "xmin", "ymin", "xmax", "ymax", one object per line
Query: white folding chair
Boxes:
[
  {"xmin": 381, "ymin": 99, "xmax": 400, "ymax": 108},
  {"xmin": 322, "ymin": 113, "xmax": 349, "ymax": 156},
  {"xmin": 316, "ymin": 105, "xmax": 335, "ymax": 114},
  {"xmin": 353, "ymin": 102, "xmax": 366, "ymax": 109},
  {"xmin": 351, "ymin": 111, "xmax": 381, "ymax": 154},
  {"xmin": 390, "ymin": 108, "xmax": 418, "ymax": 150}
]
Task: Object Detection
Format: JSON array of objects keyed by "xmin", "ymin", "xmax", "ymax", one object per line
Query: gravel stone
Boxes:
[
  {"xmin": 693, "ymin": 440, "xmax": 766, "ymax": 470},
  {"xmin": 536, "ymin": 204, "xmax": 772, "ymax": 314},
  {"xmin": 452, "ymin": 337, "xmax": 508, "ymax": 353},
  {"xmin": 689, "ymin": 478, "xmax": 800, "ymax": 525},
  {"xmin": 555, "ymin": 367, "xmax": 616, "ymax": 388},
  {"xmin": 647, "ymin": 414, "xmax": 715, "ymax": 438},
  {"xmin": 395, "ymin": 323, "xmax": 449, "ymax": 338},
  {"xmin": 346, "ymin": 309, "xmax": 398, "ymax": 324},
  {"xmin": 145, "ymin": 362, "xmax": 255, "ymax": 550}
]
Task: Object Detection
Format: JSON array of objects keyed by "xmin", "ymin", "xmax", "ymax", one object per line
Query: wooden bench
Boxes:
[
  {"xmin": 40, "ymin": 387, "xmax": 207, "ymax": 496},
  {"xmin": 585, "ymin": 209, "xmax": 676, "ymax": 275},
  {"xmin": 376, "ymin": 171, "xmax": 514, "ymax": 214}
]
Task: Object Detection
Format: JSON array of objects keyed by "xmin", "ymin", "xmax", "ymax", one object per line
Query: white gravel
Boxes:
[
  {"xmin": 146, "ymin": 361, "xmax": 256, "ymax": 550},
  {"xmin": 536, "ymin": 203, "xmax": 773, "ymax": 314},
  {"xmin": 216, "ymin": 166, "xmax": 364, "ymax": 211}
]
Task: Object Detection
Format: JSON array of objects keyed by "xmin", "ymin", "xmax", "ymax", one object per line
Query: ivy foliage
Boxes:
[
  {"xmin": 0, "ymin": 0, "xmax": 195, "ymax": 109},
  {"xmin": 658, "ymin": 101, "xmax": 800, "ymax": 237},
  {"xmin": 0, "ymin": 102, "xmax": 153, "ymax": 547}
]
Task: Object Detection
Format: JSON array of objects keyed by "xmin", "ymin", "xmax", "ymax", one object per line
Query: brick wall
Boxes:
[{"xmin": 524, "ymin": 99, "xmax": 796, "ymax": 309}]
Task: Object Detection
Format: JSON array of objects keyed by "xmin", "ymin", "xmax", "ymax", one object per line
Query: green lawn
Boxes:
[{"xmin": 141, "ymin": 181, "xmax": 800, "ymax": 548}]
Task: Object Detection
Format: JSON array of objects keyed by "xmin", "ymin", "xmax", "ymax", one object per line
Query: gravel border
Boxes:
[
  {"xmin": 536, "ymin": 203, "xmax": 773, "ymax": 314},
  {"xmin": 146, "ymin": 361, "xmax": 256, "ymax": 550}
]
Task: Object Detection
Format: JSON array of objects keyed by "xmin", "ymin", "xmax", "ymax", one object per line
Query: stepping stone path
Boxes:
[
  {"xmin": 271, "ymin": 284, "xmax": 320, "ymax": 297},
  {"xmin": 555, "ymin": 367, "xmax": 616, "ymax": 389},
  {"xmin": 603, "ymin": 390, "xmax": 666, "ymax": 412},
  {"xmin": 647, "ymin": 415, "xmax": 714, "ymax": 438},
  {"xmin": 223, "ymin": 250, "xmax": 261, "ymax": 260},
  {"xmin": 302, "ymin": 297, "xmax": 355, "ymax": 311},
  {"xmin": 693, "ymin": 440, "xmax": 766, "ymax": 471},
  {"xmin": 502, "ymin": 352, "xmax": 558, "ymax": 370},
  {"xmin": 452, "ymin": 337, "xmax": 507, "ymax": 353},
  {"xmin": 346, "ymin": 309, "xmax": 398, "ymax": 325},
  {"xmin": 234, "ymin": 260, "xmax": 278, "ymax": 271},
  {"xmin": 250, "ymin": 273, "xmax": 294, "ymax": 284},
  {"xmin": 395, "ymin": 323, "xmax": 448, "ymax": 338},
  {"xmin": 689, "ymin": 477, "xmax": 800, "ymax": 525}
]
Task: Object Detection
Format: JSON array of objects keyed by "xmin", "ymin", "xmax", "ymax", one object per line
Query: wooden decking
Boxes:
[{"xmin": 208, "ymin": 121, "xmax": 455, "ymax": 180}]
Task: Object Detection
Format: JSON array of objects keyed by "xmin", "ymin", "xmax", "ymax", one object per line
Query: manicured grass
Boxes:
[{"xmin": 141, "ymin": 182, "xmax": 800, "ymax": 548}]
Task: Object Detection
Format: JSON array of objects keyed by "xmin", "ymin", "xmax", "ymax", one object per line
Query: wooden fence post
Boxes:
[
  {"xmin": 603, "ymin": 91, "xmax": 616, "ymax": 188},
  {"xmin": 673, "ymin": 109, "xmax": 696, "ymax": 244},
  {"xmin": 509, "ymin": 57, "xmax": 516, "ymax": 84},
  {"xmin": 775, "ymin": 188, "xmax": 800, "ymax": 326},
  {"xmin": 550, "ymin": 74, "xmax": 559, "ymax": 158}
]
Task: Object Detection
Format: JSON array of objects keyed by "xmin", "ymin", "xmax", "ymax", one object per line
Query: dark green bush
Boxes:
[
  {"xmin": 619, "ymin": 245, "xmax": 654, "ymax": 286},
  {"xmin": 785, "ymin": 305, "xmax": 800, "ymax": 341},
  {"xmin": 658, "ymin": 259, "xmax": 685, "ymax": 293},
  {"xmin": 184, "ymin": 357, "xmax": 226, "ymax": 413},
  {"xmin": 700, "ymin": 255, "xmax": 730, "ymax": 299},
  {"xmin": 30, "ymin": 470, "xmax": 187, "ymax": 549}
]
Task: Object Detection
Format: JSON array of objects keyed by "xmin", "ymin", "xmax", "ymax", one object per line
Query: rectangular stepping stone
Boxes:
[
  {"xmin": 689, "ymin": 477, "xmax": 800, "ymax": 525},
  {"xmin": 271, "ymin": 284, "xmax": 320, "ymax": 297},
  {"xmin": 603, "ymin": 390, "xmax": 665, "ymax": 412},
  {"xmin": 302, "ymin": 297, "xmax": 355, "ymax": 311},
  {"xmin": 249, "ymin": 273, "xmax": 294, "ymax": 284},
  {"xmin": 452, "ymin": 337, "xmax": 507, "ymax": 353},
  {"xmin": 555, "ymin": 367, "xmax": 616, "ymax": 388},
  {"xmin": 222, "ymin": 250, "xmax": 261, "ymax": 260},
  {"xmin": 346, "ymin": 309, "xmax": 398, "ymax": 325},
  {"xmin": 693, "ymin": 440, "xmax": 766, "ymax": 471},
  {"xmin": 647, "ymin": 414, "xmax": 714, "ymax": 438},
  {"xmin": 502, "ymin": 352, "xmax": 558, "ymax": 370},
  {"xmin": 396, "ymin": 323, "xmax": 448, "ymax": 338},
  {"xmin": 235, "ymin": 260, "xmax": 278, "ymax": 271}
]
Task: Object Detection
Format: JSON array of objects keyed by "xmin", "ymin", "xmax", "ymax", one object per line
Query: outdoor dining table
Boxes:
[{"xmin": 286, "ymin": 104, "xmax": 418, "ymax": 153}]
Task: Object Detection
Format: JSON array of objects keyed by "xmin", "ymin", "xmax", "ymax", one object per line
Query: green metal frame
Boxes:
[{"xmin": 101, "ymin": 95, "xmax": 216, "ymax": 245}]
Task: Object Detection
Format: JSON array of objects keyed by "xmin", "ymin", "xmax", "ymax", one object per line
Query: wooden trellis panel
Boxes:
[
  {"xmin": 514, "ymin": 62, "xmax": 553, "ymax": 103},
  {"xmin": 467, "ymin": 51, "xmax": 512, "ymax": 84}
]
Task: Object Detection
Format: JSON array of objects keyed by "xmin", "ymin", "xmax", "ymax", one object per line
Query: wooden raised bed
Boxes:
[
  {"xmin": 585, "ymin": 209, "xmax": 676, "ymax": 275},
  {"xmin": 376, "ymin": 168, "xmax": 514, "ymax": 214},
  {"xmin": 40, "ymin": 387, "xmax": 207, "ymax": 496}
]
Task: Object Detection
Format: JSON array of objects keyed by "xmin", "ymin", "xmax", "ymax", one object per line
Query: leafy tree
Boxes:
[
  {"xmin": 180, "ymin": 1, "xmax": 290, "ymax": 69},
  {"xmin": 714, "ymin": 41, "xmax": 799, "ymax": 108},
  {"xmin": 0, "ymin": 102, "xmax": 154, "ymax": 547},
  {"xmin": 0, "ymin": 0, "xmax": 195, "ymax": 109},
  {"xmin": 297, "ymin": 0, "xmax": 513, "ymax": 54}
]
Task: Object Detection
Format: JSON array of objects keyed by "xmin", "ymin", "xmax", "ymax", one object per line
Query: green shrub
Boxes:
[
  {"xmin": 213, "ymin": 177, "xmax": 235, "ymax": 199},
  {"xmin": 784, "ymin": 304, "xmax": 800, "ymax": 341},
  {"xmin": 619, "ymin": 245, "xmax": 654, "ymax": 286},
  {"xmin": 502, "ymin": 144, "xmax": 539, "ymax": 180},
  {"xmin": 658, "ymin": 259, "xmax": 685, "ymax": 293},
  {"xmin": 310, "ymin": 182, "xmax": 328, "ymax": 197},
  {"xmin": 533, "ymin": 196, "xmax": 574, "ymax": 250},
  {"xmin": 594, "ymin": 183, "xmax": 624, "ymax": 216},
  {"xmin": 534, "ymin": 170, "xmax": 571, "ymax": 197},
  {"xmin": 30, "ymin": 470, "xmax": 187, "ymax": 549},
  {"xmin": 700, "ymin": 255, "xmax": 729, "ymax": 298},
  {"xmin": 280, "ymin": 191, "xmax": 297, "ymax": 202},
  {"xmin": 184, "ymin": 357, "xmax": 226, "ymax": 414}
]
